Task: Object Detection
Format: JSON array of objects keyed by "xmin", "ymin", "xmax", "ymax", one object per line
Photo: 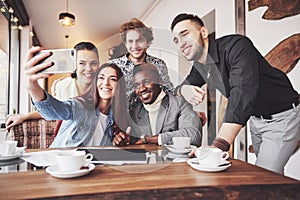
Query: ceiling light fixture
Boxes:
[{"xmin": 58, "ymin": 0, "xmax": 75, "ymax": 27}]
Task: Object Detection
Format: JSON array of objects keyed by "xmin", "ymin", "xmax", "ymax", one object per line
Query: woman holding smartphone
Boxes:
[
  {"xmin": 24, "ymin": 46, "xmax": 130, "ymax": 147},
  {"xmin": 6, "ymin": 42, "xmax": 99, "ymax": 131}
]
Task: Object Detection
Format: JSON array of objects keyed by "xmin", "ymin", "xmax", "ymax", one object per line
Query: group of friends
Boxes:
[{"xmin": 6, "ymin": 13, "xmax": 300, "ymax": 175}]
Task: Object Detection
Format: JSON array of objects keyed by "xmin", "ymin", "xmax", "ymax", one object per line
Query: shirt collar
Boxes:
[
  {"xmin": 124, "ymin": 52, "xmax": 149, "ymax": 65},
  {"xmin": 206, "ymin": 38, "xmax": 219, "ymax": 65},
  {"xmin": 194, "ymin": 38, "xmax": 219, "ymax": 66}
]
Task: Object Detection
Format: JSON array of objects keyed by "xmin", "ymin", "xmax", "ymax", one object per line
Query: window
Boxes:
[{"xmin": 0, "ymin": 13, "xmax": 9, "ymax": 122}]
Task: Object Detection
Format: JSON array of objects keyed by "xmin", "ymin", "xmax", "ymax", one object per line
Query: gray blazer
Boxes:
[{"xmin": 129, "ymin": 93, "xmax": 202, "ymax": 146}]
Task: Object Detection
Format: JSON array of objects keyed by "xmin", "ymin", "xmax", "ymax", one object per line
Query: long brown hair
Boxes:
[{"xmin": 77, "ymin": 63, "xmax": 128, "ymax": 131}]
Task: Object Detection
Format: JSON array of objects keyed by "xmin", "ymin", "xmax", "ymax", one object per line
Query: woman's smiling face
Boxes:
[
  {"xmin": 97, "ymin": 67, "xmax": 118, "ymax": 100},
  {"xmin": 76, "ymin": 49, "xmax": 99, "ymax": 85}
]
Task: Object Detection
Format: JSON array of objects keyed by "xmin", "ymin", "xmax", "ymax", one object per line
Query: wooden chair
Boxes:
[{"xmin": 7, "ymin": 119, "xmax": 58, "ymax": 148}]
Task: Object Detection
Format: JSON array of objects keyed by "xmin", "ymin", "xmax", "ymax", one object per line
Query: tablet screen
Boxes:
[{"xmin": 77, "ymin": 148, "xmax": 147, "ymax": 165}]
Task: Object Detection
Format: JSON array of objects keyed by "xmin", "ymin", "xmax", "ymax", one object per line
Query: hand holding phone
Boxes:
[{"xmin": 35, "ymin": 49, "xmax": 76, "ymax": 74}]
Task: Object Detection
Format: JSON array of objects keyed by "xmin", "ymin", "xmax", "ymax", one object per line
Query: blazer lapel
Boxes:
[
  {"xmin": 137, "ymin": 106, "xmax": 152, "ymax": 135},
  {"xmin": 155, "ymin": 95, "xmax": 169, "ymax": 133}
]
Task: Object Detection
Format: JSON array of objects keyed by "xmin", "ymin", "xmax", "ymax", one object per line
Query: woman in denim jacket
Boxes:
[{"xmin": 24, "ymin": 47, "xmax": 129, "ymax": 147}]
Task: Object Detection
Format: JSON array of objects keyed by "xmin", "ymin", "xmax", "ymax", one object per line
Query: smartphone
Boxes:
[{"xmin": 36, "ymin": 49, "xmax": 76, "ymax": 74}]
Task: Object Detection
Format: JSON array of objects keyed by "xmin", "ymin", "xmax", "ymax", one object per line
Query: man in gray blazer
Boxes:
[{"xmin": 113, "ymin": 63, "xmax": 201, "ymax": 146}]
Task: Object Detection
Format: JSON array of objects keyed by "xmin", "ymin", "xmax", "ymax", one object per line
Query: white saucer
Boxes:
[
  {"xmin": 166, "ymin": 152, "xmax": 190, "ymax": 163},
  {"xmin": 187, "ymin": 158, "xmax": 231, "ymax": 172},
  {"xmin": 46, "ymin": 163, "xmax": 95, "ymax": 178},
  {"xmin": 0, "ymin": 147, "xmax": 26, "ymax": 161},
  {"xmin": 165, "ymin": 145, "xmax": 196, "ymax": 154},
  {"xmin": 0, "ymin": 154, "xmax": 20, "ymax": 161},
  {"xmin": 166, "ymin": 152, "xmax": 189, "ymax": 159}
]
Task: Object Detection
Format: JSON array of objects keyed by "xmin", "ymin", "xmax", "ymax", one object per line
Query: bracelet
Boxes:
[{"xmin": 212, "ymin": 138, "xmax": 230, "ymax": 151}]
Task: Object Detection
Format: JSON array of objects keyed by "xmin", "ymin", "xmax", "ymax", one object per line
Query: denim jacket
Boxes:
[{"xmin": 33, "ymin": 92, "xmax": 114, "ymax": 147}]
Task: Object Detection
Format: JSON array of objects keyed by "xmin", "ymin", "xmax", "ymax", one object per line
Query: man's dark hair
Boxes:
[
  {"xmin": 73, "ymin": 42, "xmax": 99, "ymax": 57},
  {"xmin": 133, "ymin": 63, "xmax": 160, "ymax": 81},
  {"xmin": 170, "ymin": 13, "xmax": 205, "ymax": 31}
]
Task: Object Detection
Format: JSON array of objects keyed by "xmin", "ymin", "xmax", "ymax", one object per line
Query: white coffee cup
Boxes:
[
  {"xmin": 172, "ymin": 137, "xmax": 191, "ymax": 149},
  {"xmin": 56, "ymin": 151, "xmax": 93, "ymax": 172},
  {"xmin": 0, "ymin": 141, "xmax": 18, "ymax": 156},
  {"xmin": 195, "ymin": 147, "xmax": 229, "ymax": 166}
]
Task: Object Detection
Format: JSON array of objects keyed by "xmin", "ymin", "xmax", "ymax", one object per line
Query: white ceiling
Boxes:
[{"xmin": 22, "ymin": 0, "xmax": 159, "ymax": 49}]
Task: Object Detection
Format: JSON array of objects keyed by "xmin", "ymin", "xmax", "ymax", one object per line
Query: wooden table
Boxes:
[{"xmin": 0, "ymin": 145, "xmax": 299, "ymax": 199}]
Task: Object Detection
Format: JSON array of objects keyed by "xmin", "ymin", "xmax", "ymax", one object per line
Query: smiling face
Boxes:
[
  {"xmin": 97, "ymin": 67, "xmax": 118, "ymax": 100},
  {"xmin": 133, "ymin": 69, "xmax": 162, "ymax": 105},
  {"xmin": 172, "ymin": 20, "xmax": 205, "ymax": 62},
  {"xmin": 125, "ymin": 29, "xmax": 150, "ymax": 63},
  {"xmin": 76, "ymin": 49, "xmax": 99, "ymax": 85}
]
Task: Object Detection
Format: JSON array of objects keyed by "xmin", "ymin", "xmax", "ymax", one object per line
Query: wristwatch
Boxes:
[{"xmin": 140, "ymin": 135, "xmax": 147, "ymax": 144}]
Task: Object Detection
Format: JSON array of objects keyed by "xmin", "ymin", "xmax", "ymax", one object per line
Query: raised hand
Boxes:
[
  {"xmin": 24, "ymin": 46, "xmax": 53, "ymax": 102},
  {"xmin": 113, "ymin": 127, "xmax": 131, "ymax": 146}
]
